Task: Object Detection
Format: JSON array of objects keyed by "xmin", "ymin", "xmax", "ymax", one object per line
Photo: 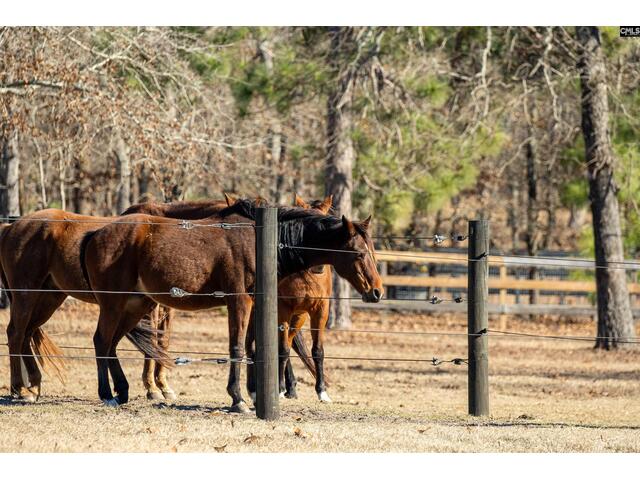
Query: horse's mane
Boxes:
[{"xmin": 220, "ymin": 199, "xmax": 346, "ymax": 276}]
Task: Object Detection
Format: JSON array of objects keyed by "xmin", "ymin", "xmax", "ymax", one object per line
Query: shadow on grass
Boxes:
[
  {"xmin": 460, "ymin": 420, "xmax": 640, "ymax": 431},
  {"xmin": 151, "ymin": 401, "xmax": 255, "ymax": 415},
  {"xmin": 346, "ymin": 364, "xmax": 640, "ymax": 383},
  {"xmin": 0, "ymin": 395, "xmax": 89, "ymax": 407}
]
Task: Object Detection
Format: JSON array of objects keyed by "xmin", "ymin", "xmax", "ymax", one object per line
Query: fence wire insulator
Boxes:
[
  {"xmin": 454, "ymin": 296, "xmax": 464, "ymax": 303},
  {"xmin": 452, "ymin": 234, "xmax": 468, "ymax": 242},
  {"xmin": 208, "ymin": 358, "xmax": 228, "ymax": 364},
  {"xmin": 211, "ymin": 291, "xmax": 225, "ymax": 298},
  {"xmin": 174, "ymin": 356, "xmax": 192, "ymax": 366},
  {"xmin": 278, "ymin": 324, "xmax": 286, "ymax": 332},
  {"xmin": 433, "ymin": 234, "xmax": 446, "ymax": 245},
  {"xmin": 220, "ymin": 223, "xmax": 232, "ymax": 230},
  {"xmin": 278, "ymin": 242, "xmax": 284, "ymax": 249},
  {"xmin": 179, "ymin": 220, "xmax": 194, "ymax": 230},
  {"xmin": 170, "ymin": 287, "xmax": 188, "ymax": 298},
  {"xmin": 431, "ymin": 357, "xmax": 467, "ymax": 366},
  {"xmin": 429, "ymin": 295, "xmax": 443, "ymax": 304}
]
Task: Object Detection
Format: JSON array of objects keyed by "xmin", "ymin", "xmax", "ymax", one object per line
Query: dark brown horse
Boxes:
[
  {"xmin": 0, "ymin": 200, "xmax": 228, "ymax": 402},
  {"xmin": 121, "ymin": 199, "xmax": 231, "ymax": 399},
  {"xmin": 82, "ymin": 199, "xmax": 383, "ymax": 411}
]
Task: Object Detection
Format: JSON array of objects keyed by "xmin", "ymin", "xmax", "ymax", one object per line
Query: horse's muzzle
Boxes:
[{"xmin": 362, "ymin": 288, "xmax": 383, "ymax": 303}]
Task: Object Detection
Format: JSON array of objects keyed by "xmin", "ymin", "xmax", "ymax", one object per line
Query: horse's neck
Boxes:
[{"xmin": 278, "ymin": 222, "xmax": 338, "ymax": 277}]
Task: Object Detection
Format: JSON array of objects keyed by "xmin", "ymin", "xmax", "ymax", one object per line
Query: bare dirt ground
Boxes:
[{"xmin": 1, "ymin": 302, "xmax": 639, "ymax": 452}]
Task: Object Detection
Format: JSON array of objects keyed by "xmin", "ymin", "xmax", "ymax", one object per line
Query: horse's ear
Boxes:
[
  {"xmin": 319, "ymin": 195, "xmax": 333, "ymax": 213},
  {"xmin": 255, "ymin": 196, "xmax": 268, "ymax": 207},
  {"xmin": 223, "ymin": 192, "xmax": 237, "ymax": 207},
  {"xmin": 293, "ymin": 193, "xmax": 308, "ymax": 208},
  {"xmin": 359, "ymin": 215, "xmax": 372, "ymax": 231},
  {"xmin": 342, "ymin": 215, "xmax": 357, "ymax": 237}
]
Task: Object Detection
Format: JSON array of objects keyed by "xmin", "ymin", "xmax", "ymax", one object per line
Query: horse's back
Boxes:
[
  {"xmin": 123, "ymin": 200, "xmax": 227, "ymax": 219},
  {"xmin": 0, "ymin": 209, "xmax": 112, "ymax": 296}
]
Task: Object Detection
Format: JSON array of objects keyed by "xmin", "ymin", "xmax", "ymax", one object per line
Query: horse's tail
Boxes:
[
  {"xmin": 125, "ymin": 317, "xmax": 173, "ymax": 369},
  {"xmin": 31, "ymin": 328, "xmax": 67, "ymax": 383},
  {"xmin": 290, "ymin": 331, "xmax": 330, "ymax": 387},
  {"xmin": 1, "ymin": 222, "xmax": 66, "ymax": 379}
]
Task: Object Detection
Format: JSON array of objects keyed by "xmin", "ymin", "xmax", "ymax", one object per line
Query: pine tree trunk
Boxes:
[
  {"xmin": 257, "ymin": 39, "xmax": 288, "ymax": 204},
  {"xmin": 138, "ymin": 163, "xmax": 150, "ymax": 202},
  {"xmin": 0, "ymin": 130, "xmax": 19, "ymax": 309},
  {"xmin": 524, "ymin": 99, "xmax": 539, "ymax": 306},
  {"xmin": 0, "ymin": 130, "xmax": 21, "ymax": 218},
  {"xmin": 115, "ymin": 132, "xmax": 131, "ymax": 214},
  {"xmin": 325, "ymin": 27, "xmax": 355, "ymax": 329},
  {"xmin": 576, "ymin": 26, "xmax": 635, "ymax": 349},
  {"xmin": 71, "ymin": 155, "xmax": 91, "ymax": 214}
]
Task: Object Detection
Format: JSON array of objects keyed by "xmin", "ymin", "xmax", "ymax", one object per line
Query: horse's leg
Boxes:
[
  {"xmin": 284, "ymin": 360, "xmax": 296, "ymax": 398},
  {"xmin": 245, "ymin": 305, "xmax": 256, "ymax": 404},
  {"xmin": 226, "ymin": 294, "xmax": 252, "ymax": 413},
  {"xmin": 311, "ymin": 300, "xmax": 331, "ymax": 402},
  {"xmin": 141, "ymin": 307, "xmax": 162, "ymax": 400},
  {"xmin": 93, "ymin": 309, "xmax": 119, "ymax": 406},
  {"xmin": 107, "ymin": 322, "xmax": 131, "ymax": 405},
  {"xmin": 277, "ymin": 309, "xmax": 290, "ymax": 398},
  {"xmin": 7, "ymin": 294, "xmax": 38, "ymax": 401},
  {"xmin": 284, "ymin": 312, "xmax": 308, "ymax": 399},
  {"xmin": 154, "ymin": 306, "xmax": 176, "ymax": 400},
  {"xmin": 21, "ymin": 290, "xmax": 67, "ymax": 399},
  {"xmin": 108, "ymin": 299, "xmax": 157, "ymax": 405}
]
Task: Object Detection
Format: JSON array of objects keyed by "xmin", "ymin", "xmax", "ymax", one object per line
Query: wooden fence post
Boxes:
[
  {"xmin": 468, "ymin": 220, "xmax": 489, "ymax": 416},
  {"xmin": 254, "ymin": 206, "xmax": 279, "ymax": 420}
]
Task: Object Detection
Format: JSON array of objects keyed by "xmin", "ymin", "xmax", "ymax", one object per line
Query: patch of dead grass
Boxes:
[{"xmin": 0, "ymin": 301, "xmax": 639, "ymax": 452}]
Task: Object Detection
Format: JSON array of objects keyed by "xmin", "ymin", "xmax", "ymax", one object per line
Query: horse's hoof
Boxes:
[
  {"xmin": 318, "ymin": 391, "xmax": 332, "ymax": 403},
  {"xmin": 162, "ymin": 389, "xmax": 177, "ymax": 401},
  {"xmin": 28, "ymin": 385, "xmax": 41, "ymax": 401},
  {"xmin": 279, "ymin": 391, "xmax": 286, "ymax": 399},
  {"xmin": 229, "ymin": 401, "xmax": 251, "ymax": 414},
  {"xmin": 102, "ymin": 398, "xmax": 120, "ymax": 407},
  {"xmin": 249, "ymin": 392, "xmax": 256, "ymax": 404},
  {"xmin": 147, "ymin": 390, "xmax": 164, "ymax": 401},
  {"xmin": 13, "ymin": 388, "xmax": 37, "ymax": 403},
  {"xmin": 285, "ymin": 391, "xmax": 298, "ymax": 399},
  {"xmin": 19, "ymin": 393, "xmax": 37, "ymax": 403}
]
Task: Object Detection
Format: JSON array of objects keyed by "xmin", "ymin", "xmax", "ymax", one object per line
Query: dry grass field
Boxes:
[{"xmin": 1, "ymin": 301, "xmax": 639, "ymax": 453}]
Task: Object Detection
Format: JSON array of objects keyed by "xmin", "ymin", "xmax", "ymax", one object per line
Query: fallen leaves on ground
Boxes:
[{"xmin": 243, "ymin": 434, "xmax": 260, "ymax": 444}]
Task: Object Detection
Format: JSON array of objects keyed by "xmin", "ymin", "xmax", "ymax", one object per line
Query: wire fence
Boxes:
[
  {"xmin": 0, "ymin": 216, "xmax": 256, "ymax": 229},
  {"xmin": 1, "ymin": 215, "xmax": 638, "ymax": 400},
  {"xmin": 1, "ymin": 324, "xmax": 638, "ymax": 369},
  {"xmin": 0, "ymin": 341, "xmax": 468, "ymax": 366}
]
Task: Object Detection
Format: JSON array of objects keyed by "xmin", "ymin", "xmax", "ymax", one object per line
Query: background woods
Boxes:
[{"xmin": 1, "ymin": 26, "xmax": 639, "ymax": 341}]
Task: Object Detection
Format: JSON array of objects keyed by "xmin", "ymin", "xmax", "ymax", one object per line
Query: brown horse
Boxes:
[
  {"xmin": 121, "ymin": 199, "xmax": 231, "ymax": 399},
  {"xmin": 0, "ymin": 200, "xmax": 228, "ymax": 402},
  {"xmin": 81, "ymin": 199, "xmax": 383, "ymax": 411},
  {"xmin": 281, "ymin": 194, "xmax": 335, "ymax": 402},
  {"xmin": 244, "ymin": 194, "xmax": 335, "ymax": 403}
]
